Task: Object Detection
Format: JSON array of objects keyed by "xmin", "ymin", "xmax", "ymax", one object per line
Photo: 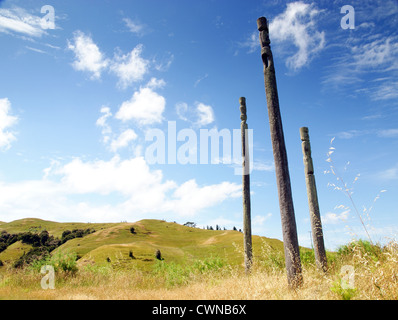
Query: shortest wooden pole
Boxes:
[
  {"xmin": 300, "ymin": 127, "xmax": 327, "ymax": 272},
  {"xmin": 240, "ymin": 97, "xmax": 253, "ymax": 273}
]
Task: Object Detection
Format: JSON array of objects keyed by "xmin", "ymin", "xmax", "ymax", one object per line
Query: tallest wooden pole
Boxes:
[{"xmin": 257, "ymin": 17, "xmax": 303, "ymax": 288}]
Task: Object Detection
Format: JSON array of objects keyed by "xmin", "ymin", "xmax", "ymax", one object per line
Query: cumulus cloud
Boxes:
[
  {"xmin": 269, "ymin": 1, "xmax": 325, "ymax": 70},
  {"xmin": 110, "ymin": 44, "xmax": 150, "ymax": 88},
  {"xmin": 0, "ymin": 155, "xmax": 241, "ymax": 222},
  {"xmin": 0, "ymin": 98, "xmax": 18, "ymax": 151},
  {"xmin": 109, "ymin": 129, "xmax": 138, "ymax": 152},
  {"xmin": 67, "ymin": 32, "xmax": 152, "ymax": 89},
  {"xmin": 115, "ymin": 86, "xmax": 166, "ymax": 125},
  {"xmin": 67, "ymin": 31, "xmax": 109, "ymax": 80},
  {"xmin": 167, "ymin": 179, "xmax": 241, "ymax": 216}
]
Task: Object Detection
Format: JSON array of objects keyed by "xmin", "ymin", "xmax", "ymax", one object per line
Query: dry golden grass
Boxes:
[{"xmin": 1, "ymin": 240, "xmax": 397, "ymax": 300}]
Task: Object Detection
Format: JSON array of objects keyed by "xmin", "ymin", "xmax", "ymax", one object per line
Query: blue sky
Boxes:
[{"xmin": 0, "ymin": 0, "xmax": 397, "ymax": 250}]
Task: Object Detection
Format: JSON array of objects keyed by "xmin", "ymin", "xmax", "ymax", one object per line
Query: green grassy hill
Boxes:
[
  {"xmin": 0, "ymin": 218, "xmax": 285, "ymax": 271},
  {"xmin": 0, "ymin": 241, "xmax": 32, "ymax": 264}
]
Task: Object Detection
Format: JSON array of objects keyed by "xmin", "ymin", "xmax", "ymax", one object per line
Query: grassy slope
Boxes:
[
  {"xmin": 0, "ymin": 241, "xmax": 32, "ymax": 264},
  {"xmin": 0, "ymin": 218, "xmax": 286, "ymax": 271}
]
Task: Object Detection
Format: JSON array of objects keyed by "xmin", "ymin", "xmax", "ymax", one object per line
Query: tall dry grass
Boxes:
[{"xmin": 1, "ymin": 239, "xmax": 397, "ymax": 300}]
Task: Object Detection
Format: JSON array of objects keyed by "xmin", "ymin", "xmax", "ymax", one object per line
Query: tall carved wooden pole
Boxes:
[
  {"xmin": 257, "ymin": 17, "xmax": 303, "ymax": 288},
  {"xmin": 240, "ymin": 97, "xmax": 253, "ymax": 273},
  {"xmin": 300, "ymin": 127, "xmax": 327, "ymax": 272}
]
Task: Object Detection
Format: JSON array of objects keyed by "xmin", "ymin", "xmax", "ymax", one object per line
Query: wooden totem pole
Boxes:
[
  {"xmin": 240, "ymin": 97, "xmax": 253, "ymax": 273},
  {"xmin": 257, "ymin": 17, "xmax": 303, "ymax": 288},
  {"xmin": 300, "ymin": 127, "xmax": 327, "ymax": 272}
]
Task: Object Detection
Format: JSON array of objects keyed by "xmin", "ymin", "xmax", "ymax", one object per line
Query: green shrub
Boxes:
[
  {"xmin": 337, "ymin": 239, "xmax": 383, "ymax": 262},
  {"xmin": 192, "ymin": 256, "xmax": 225, "ymax": 273},
  {"xmin": 29, "ymin": 250, "xmax": 78, "ymax": 274},
  {"xmin": 300, "ymin": 250, "xmax": 315, "ymax": 266}
]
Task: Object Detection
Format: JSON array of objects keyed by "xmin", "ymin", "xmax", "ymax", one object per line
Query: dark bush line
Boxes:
[
  {"xmin": 0, "ymin": 228, "xmax": 95, "ymax": 268},
  {"xmin": 61, "ymin": 228, "xmax": 95, "ymax": 244}
]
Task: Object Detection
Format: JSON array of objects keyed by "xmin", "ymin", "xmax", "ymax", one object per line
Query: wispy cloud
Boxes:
[
  {"xmin": 0, "ymin": 7, "xmax": 47, "ymax": 38},
  {"xmin": 96, "ymin": 106, "xmax": 113, "ymax": 144},
  {"xmin": 176, "ymin": 101, "xmax": 215, "ymax": 127},
  {"xmin": 268, "ymin": 1, "xmax": 326, "ymax": 71},
  {"xmin": 322, "ymin": 10, "xmax": 398, "ymax": 101},
  {"xmin": 252, "ymin": 160, "xmax": 274, "ymax": 172},
  {"xmin": 333, "ymin": 128, "xmax": 398, "ymax": 139},
  {"xmin": 123, "ymin": 18, "xmax": 146, "ymax": 36},
  {"xmin": 322, "ymin": 207, "xmax": 350, "ymax": 225},
  {"xmin": 377, "ymin": 164, "xmax": 398, "ymax": 181},
  {"xmin": 378, "ymin": 129, "xmax": 398, "ymax": 138},
  {"xmin": 25, "ymin": 46, "xmax": 47, "ymax": 54},
  {"xmin": 194, "ymin": 73, "xmax": 208, "ymax": 87},
  {"xmin": 334, "ymin": 130, "xmax": 369, "ymax": 140},
  {"xmin": 238, "ymin": 32, "xmax": 258, "ymax": 54}
]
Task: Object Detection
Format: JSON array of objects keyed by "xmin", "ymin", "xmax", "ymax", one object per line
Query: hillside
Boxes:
[{"xmin": 0, "ymin": 218, "xmax": 285, "ymax": 271}]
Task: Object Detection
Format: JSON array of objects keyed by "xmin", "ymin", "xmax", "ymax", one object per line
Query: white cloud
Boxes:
[
  {"xmin": 371, "ymin": 80, "xmax": 398, "ymax": 101},
  {"xmin": 110, "ymin": 44, "xmax": 150, "ymax": 88},
  {"xmin": 110, "ymin": 129, "xmax": 138, "ymax": 152},
  {"xmin": 176, "ymin": 102, "xmax": 189, "ymax": 122},
  {"xmin": 67, "ymin": 31, "xmax": 109, "ymax": 80},
  {"xmin": 96, "ymin": 106, "xmax": 112, "ymax": 144},
  {"xmin": 239, "ymin": 32, "xmax": 258, "ymax": 54},
  {"xmin": 0, "ymin": 7, "xmax": 46, "ymax": 37},
  {"xmin": 55, "ymin": 155, "xmax": 163, "ymax": 196},
  {"xmin": 153, "ymin": 52, "xmax": 174, "ymax": 72},
  {"xmin": 322, "ymin": 210, "xmax": 350, "ymax": 225},
  {"xmin": 123, "ymin": 18, "xmax": 145, "ymax": 36},
  {"xmin": 378, "ymin": 129, "xmax": 398, "ymax": 138},
  {"xmin": 378, "ymin": 165, "xmax": 398, "ymax": 181},
  {"xmin": 176, "ymin": 102, "xmax": 215, "ymax": 127},
  {"xmin": 146, "ymin": 77, "xmax": 166, "ymax": 89},
  {"xmin": 115, "ymin": 87, "xmax": 166, "ymax": 125},
  {"xmin": 167, "ymin": 179, "xmax": 241, "ymax": 216},
  {"xmin": 67, "ymin": 31, "xmax": 151, "ymax": 88},
  {"xmin": 252, "ymin": 161, "xmax": 274, "ymax": 172},
  {"xmin": 196, "ymin": 103, "xmax": 215, "ymax": 127},
  {"xmin": 351, "ymin": 37, "xmax": 398, "ymax": 72},
  {"xmin": 194, "ymin": 73, "xmax": 209, "ymax": 87},
  {"xmin": 323, "ymin": 31, "xmax": 398, "ymax": 100},
  {"xmin": 0, "ymin": 155, "xmax": 241, "ymax": 222},
  {"xmin": 334, "ymin": 130, "xmax": 369, "ymax": 140},
  {"xmin": 269, "ymin": 1, "xmax": 325, "ymax": 70},
  {"xmin": 253, "ymin": 213, "xmax": 272, "ymax": 226},
  {"xmin": 0, "ymin": 98, "xmax": 18, "ymax": 151}
]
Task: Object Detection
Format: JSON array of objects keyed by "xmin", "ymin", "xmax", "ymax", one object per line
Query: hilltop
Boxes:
[{"xmin": 0, "ymin": 218, "xmax": 284, "ymax": 271}]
